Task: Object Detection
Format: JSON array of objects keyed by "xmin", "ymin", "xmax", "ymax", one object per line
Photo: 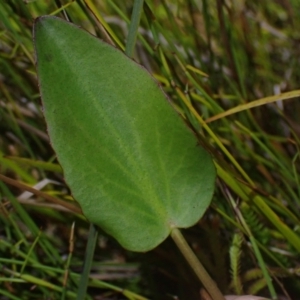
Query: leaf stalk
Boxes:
[{"xmin": 171, "ymin": 228, "xmax": 225, "ymax": 300}]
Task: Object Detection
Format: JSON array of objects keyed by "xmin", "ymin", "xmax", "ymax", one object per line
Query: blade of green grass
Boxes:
[
  {"xmin": 125, "ymin": 0, "xmax": 144, "ymax": 57},
  {"xmin": 76, "ymin": 224, "xmax": 98, "ymax": 300}
]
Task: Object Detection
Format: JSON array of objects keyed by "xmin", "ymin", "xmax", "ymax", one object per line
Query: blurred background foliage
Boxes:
[{"xmin": 0, "ymin": 0, "xmax": 300, "ymax": 299}]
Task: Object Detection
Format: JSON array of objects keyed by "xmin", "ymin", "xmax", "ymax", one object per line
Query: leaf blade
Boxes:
[{"xmin": 34, "ymin": 16, "xmax": 216, "ymax": 251}]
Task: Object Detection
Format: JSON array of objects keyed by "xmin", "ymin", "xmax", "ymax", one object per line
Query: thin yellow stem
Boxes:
[{"xmin": 171, "ymin": 228, "xmax": 225, "ymax": 300}]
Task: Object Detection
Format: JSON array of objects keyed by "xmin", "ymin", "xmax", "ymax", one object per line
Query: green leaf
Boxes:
[{"xmin": 34, "ymin": 16, "xmax": 216, "ymax": 252}]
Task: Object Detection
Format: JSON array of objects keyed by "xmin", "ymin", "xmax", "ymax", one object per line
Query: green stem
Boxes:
[
  {"xmin": 125, "ymin": 0, "xmax": 144, "ymax": 57},
  {"xmin": 170, "ymin": 228, "xmax": 225, "ymax": 300}
]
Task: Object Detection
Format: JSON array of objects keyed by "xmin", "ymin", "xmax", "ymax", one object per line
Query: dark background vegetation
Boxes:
[{"xmin": 1, "ymin": 1, "xmax": 300, "ymax": 299}]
